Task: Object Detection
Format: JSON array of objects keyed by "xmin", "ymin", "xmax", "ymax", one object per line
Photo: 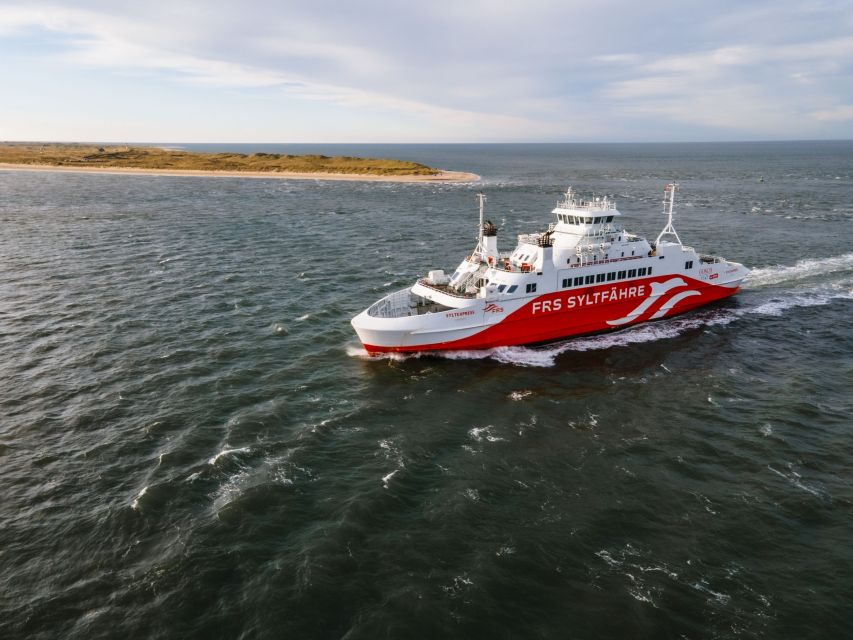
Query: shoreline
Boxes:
[{"xmin": 0, "ymin": 162, "xmax": 479, "ymax": 183}]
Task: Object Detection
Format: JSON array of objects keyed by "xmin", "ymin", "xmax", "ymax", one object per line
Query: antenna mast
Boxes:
[
  {"xmin": 655, "ymin": 182, "xmax": 682, "ymax": 246},
  {"xmin": 475, "ymin": 193, "xmax": 486, "ymax": 256}
]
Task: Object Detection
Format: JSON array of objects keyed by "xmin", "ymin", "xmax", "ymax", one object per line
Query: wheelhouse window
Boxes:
[
  {"xmin": 507, "ymin": 285, "xmax": 518, "ymax": 293},
  {"xmin": 497, "ymin": 284, "xmax": 506, "ymax": 292},
  {"xmin": 526, "ymin": 283, "xmax": 537, "ymax": 293},
  {"xmin": 685, "ymin": 260, "xmax": 694, "ymax": 269}
]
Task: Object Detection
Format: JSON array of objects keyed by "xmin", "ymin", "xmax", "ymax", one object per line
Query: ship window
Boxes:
[
  {"xmin": 497, "ymin": 284, "xmax": 506, "ymax": 292},
  {"xmin": 685, "ymin": 260, "xmax": 694, "ymax": 269},
  {"xmin": 574, "ymin": 276, "xmax": 583, "ymax": 286},
  {"xmin": 648, "ymin": 267, "xmax": 653, "ymax": 275},
  {"xmin": 638, "ymin": 267, "xmax": 646, "ymax": 276},
  {"xmin": 628, "ymin": 269, "xmax": 637, "ymax": 277},
  {"xmin": 585, "ymin": 275, "xmax": 594, "ymax": 285},
  {"xmin": 621, "ymin": 252, "xmax": 624, "ymax": 257},
  {"xmin": 606, "ymin": 272, "xmax": 616, "ymax": 281},
  {"xmin": 631, "ymin": 250, "xmax": 635, "ymax": 256},
  {"xmin": 596, "ymin": 273, "xmax": 605, "ymax": 283},
  {"xmin": 607, "ymin": 216, "xmax": 614, "ymax": 222},
  {"xmin": 618, "ymin": 270, "xmax": 627, "ymax": 280},
  {"xmin": 594, "ymin": 217, "xmax": 601, "ymax": 224},
  {"xmin": 562, "ymin": 278, "xmax": 572, "ymax": 288},
  {"xmin": 507, "ymin": 285, "xmax": 518, "ymax": 293},
  {"xmin": 526, "ymin": 283, "xmax": 537, "ymax": 293}
]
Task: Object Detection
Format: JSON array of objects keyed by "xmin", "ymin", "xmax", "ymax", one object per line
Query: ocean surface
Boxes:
[{"xmin": 1, "ymin": 142, "xmax": 852, "ymax": 639}]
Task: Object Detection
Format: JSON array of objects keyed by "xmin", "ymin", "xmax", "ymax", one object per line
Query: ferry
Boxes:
[{"xmin": 351, "ymin": 184, "xmax": 749, "ymax": 354}]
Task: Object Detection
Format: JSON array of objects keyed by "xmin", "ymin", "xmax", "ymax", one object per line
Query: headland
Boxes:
[{"xmin": 0, "ymin": 143, "xmax": 479, "ymax": 183}]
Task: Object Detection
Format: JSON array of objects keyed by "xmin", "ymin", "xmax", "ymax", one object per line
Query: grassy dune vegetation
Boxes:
[{"xmin": 0, "ymin": 143, "xmax": 440, "ymax": 176}]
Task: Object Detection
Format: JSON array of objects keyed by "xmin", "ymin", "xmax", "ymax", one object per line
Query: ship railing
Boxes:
[
  {"xmin": 489, "ymin": 259, "xmax": 536, "ymax": 273},
  {"xmin": 557, "ymin": 197, "xmax": 617, "ymax": 211},
  {"xmin": 417, "ymin": 278, "xmax": 476, "ymax": 298},
  {"xmin": 367, "ymin": 288, "xmax": 416, "ymax": 318},
  {"xmin": 568, "ymin": 255, "xmax": 644, "ymax": 268}
]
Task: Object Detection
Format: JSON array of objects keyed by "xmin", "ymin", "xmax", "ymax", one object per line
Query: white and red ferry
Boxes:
[{"xmin": 352, "ymin": 184, "xmax": 749, "ymax": 354}]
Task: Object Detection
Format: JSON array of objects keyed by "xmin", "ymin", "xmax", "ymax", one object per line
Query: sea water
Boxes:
[{"xmin": 1, "ymin": 142, "xmax": 852, "ymax": 639}]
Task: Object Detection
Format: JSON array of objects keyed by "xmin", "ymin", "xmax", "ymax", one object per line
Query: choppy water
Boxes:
[{"xmin": 2, "ymin": 142, "xmax": 852, "ymax": 639}]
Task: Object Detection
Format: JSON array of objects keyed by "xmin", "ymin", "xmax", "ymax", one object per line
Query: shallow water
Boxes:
[{"xmin": 1, "ymin": 142, "xmax": 852, "ymax": 639}]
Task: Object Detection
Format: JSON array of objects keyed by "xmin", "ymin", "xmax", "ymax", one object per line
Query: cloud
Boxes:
[
  {"xmin": 601, "ymin": 34, "xmax": 853, "ymax": 135},
  {"xmin": 1, "ymin": 1, "xmax": 852, "ymax": 141},
  {"xmin": 811, "ymin": 105, "xmax": 853, "ymax": 122}
]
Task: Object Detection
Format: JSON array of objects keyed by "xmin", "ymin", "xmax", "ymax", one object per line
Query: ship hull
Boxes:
[{"xmin": 354, "ymin": 275, "xmax": 742, "ymax": 355}]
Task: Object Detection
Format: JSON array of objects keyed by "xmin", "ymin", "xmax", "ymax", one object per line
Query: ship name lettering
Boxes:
[
  {"xmin": 560, "ymin": 285, "xmax": 646, "ymax": 313},
  {"xmin": 446, "ymin": 310, "xmax": 475, "ymax": 318}
]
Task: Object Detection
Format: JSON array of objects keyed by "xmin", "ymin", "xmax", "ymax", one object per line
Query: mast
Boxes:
[
  {"xmin": 655, "ymin": 182, "xmax": 682, "ymax": 246},
  {"xmin": 475, "ymin": 193, "xmax": 486, "ymax": 257}
]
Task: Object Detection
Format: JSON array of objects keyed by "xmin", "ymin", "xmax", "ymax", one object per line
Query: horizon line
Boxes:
[{"xmin": 3, "ymin": 138, "xmax": 853, "ymax": 146}]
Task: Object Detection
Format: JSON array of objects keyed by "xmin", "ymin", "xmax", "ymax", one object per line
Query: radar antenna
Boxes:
[{"xmin": 655, "ymin": 182, "xmax": 682, "ymax": 246}]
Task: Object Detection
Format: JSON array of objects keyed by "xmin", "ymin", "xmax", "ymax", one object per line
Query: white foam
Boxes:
[
  {"xmin": 692, "ymin": 579, "xmax": 731, "ymax": 604},
  {"xmin": 768, "ymin": 465, "xmax": 825, "ymax": 498},
  {"xmin": 749, "ymin": 288, "xmax": 853, "ymax": 316},
  {"xmin": 381, "ymin": 469, "xmax": 399, "ymax": 488},
  {"xmin": 131, "ymin": 485, "xmax": 147, "ymax": 510},
  {"xmin": 378, "ymin": 439, "xmax": 405, "ymax": 468},
  {"xmin": 208, "ymin": 447, "xmax": 251, "ymax": 465},
  {"xmin": 746, "ymin": 252, "xmax": 853, "ymax": 288},
  {"xmin": 508, "ymin": 390, "xmax": 533, "ymax": 401},
  {"xmin": 469, "ymin": 425, "xmax": 506, "ymax": 442},
  {"xmin": 295, "ymin": 314, "xmax": 311, "ymax": 321},
  {"xmin": 628, "ymin": 586, "xmax": 658, "ymax": 607},
  {"xmin": 595, "ymin": 549, "xmax": 622, "ymax": 568}
]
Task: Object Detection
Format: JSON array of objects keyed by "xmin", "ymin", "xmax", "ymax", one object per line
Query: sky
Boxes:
[{"xmin": 1, "ymin": 0, "xmax": 852, "ymax": 143}]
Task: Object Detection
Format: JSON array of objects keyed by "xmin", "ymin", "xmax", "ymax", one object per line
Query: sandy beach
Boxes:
[{"xmin": 0, "ymin": 163, "xmax": 479, "ymax": 183}]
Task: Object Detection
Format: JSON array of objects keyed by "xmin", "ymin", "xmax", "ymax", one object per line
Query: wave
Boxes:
[
  {"xmin": 131, "ymin": 485, "xmax": 148, "ymax": 510},
  {"xmin": 208, "ymin": 447, "xmax": 251, "ymax": 466},
  {"xmin": 750, "ymin": 288, "xmax": 853, "ymax": 316},
  {"xmin": 746, "ymin": 252, "xmax": 853, "ymax": 288}
]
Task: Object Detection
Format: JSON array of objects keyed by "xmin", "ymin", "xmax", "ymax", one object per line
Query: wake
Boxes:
[{"xmin": 745, "ymin": 252, "xmax": 853, "ymax": 288}]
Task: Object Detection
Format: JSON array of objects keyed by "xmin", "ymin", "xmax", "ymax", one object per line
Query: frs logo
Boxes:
[{"xmin": 484, "ymin": 303, "xmax": 504, "ymax": 313}]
